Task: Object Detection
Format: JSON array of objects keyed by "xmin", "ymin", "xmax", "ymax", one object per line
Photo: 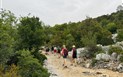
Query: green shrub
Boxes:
[
  {"xmin": 0, "ymin": 64, "xmax": 21, "ymax": 77},
  {"xmin": 108, "ymin": 46, "xmax": 123, "ymax": 55},
  {"xmin": 16, "ymin": 50, "xmax": 50, "ymax": 77},
  {"xmin": 119, "ymin": 55, "xmax": 123, "ymax": 62},
  {"xmin": 117, "ymin": 29, "xmax": 123, "ymax": 41},
  {"xmin": 91, "ymin": 58, "xmax": 98, "ymax": 67},
  {"xmin": 33, "ymin": 52, "xmax": 47, "ymax": 65}
]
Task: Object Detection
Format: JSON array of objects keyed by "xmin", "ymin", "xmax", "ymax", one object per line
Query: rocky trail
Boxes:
[{"xmin": 43, "ymin": 52, "xmax": 123, "ymax": 77}]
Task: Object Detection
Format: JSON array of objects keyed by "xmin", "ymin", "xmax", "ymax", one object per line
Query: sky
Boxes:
[{"xmin": 1, "ymin": 0, "xmax": 122, "ymax": 26}]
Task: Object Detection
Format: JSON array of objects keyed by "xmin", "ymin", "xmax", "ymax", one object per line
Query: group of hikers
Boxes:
[{"xmin": 45, "ymin": 45, "xmax": 77, "ymax": 68}]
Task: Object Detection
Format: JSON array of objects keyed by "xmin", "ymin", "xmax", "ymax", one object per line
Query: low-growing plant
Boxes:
[{"xmin": 108, "ymin": 46, "xmax": 123, "ymax": 55}]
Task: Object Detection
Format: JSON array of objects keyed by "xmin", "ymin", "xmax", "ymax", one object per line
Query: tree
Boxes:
[
  {"xmin": 105, "ymin": 22, "xmax": 117, "ymax": 34},
  {"xmin": 96, "ymin": 29, "xmax": 114, "ymax": 45},
  {"xmin": 117, "ymin": 29, "xmax": 123, "ymax": 41},
  {"xmin": 16, "ymin": 50, "xmax": 49, "ymax": 77},
  {"xmin": 117, "ymin": 5, "xmax": 123, "ymax": 11},
  {"xmin": 0, "ymin": 10, "xmax": 17, "ymax": 65},
  {"xmin": 0, "ymin": 64, "xmax": 21, "ymax": 77},
  {"xmin": 17, "ymin": 16, "xmax": 45, "ymax": 51}
]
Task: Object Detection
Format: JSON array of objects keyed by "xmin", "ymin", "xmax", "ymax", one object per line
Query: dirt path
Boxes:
[{"xmin": 43, "ymin": 52, "xmax": 123, "ymax": 77}]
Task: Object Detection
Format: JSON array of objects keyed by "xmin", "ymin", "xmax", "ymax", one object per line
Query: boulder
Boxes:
[
  {"xmin": 117, "ymin": 63, "xmax": 123, "ymax": 73},
  {"xmin": 111, "ymin": 52, "xmax": 117, "ymax": 61},
  {"xmin": 96, "ymin": 53, "xmax": 111, "ymax": 61}
]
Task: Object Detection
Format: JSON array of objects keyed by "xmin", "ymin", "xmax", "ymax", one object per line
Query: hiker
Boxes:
[
  {"xmin": 61, "ymin": 45, "xmax": 68, "ymax": 67},
  {"xmin": 71, "ymin": 45, "xmax": 77, "ymax": 66},
  {"xmin": 51, "ymin": 46, "xmax": 54, "ymax": 54},
  {"xmin": 57, "ymin": 46, "xmax": 61, "ymax": 58},
  {"xmin": 45, "ymin": 46, "xmax": 50, "ymax": 55},
  {"xmin": 54, "ymin": 46, "xmax": 57, "ymax": 56}
]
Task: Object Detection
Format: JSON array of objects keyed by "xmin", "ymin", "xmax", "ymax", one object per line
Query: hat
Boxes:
[
  {"xmin": 72, "ymin": 45, "xmax": 75, "ymax": 47},
  {"xmin": 63, "ymin": 45, "xmax": 66, "ymax": 48}
]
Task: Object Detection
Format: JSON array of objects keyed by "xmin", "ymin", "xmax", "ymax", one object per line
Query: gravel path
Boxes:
[{"xmin": 43, "ymin": 52, "xmax": 123, "ymax": 77}]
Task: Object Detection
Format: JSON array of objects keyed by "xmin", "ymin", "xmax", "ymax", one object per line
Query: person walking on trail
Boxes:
[
  {"xmin": 51, "ymin": 46, "xmax": 54, "ymax": 54},
  {"xmin": 71, "ymin": 45, "xmax": 77, "ymax": 66},
  {"xmin": 45, "ymin": 46, "xmax": 49, "ymax": 55},
  {"xmin": 54, "ymin": 46, "xmax": 57, "ymax": 56},
  {"xmin": 61, "ymin": 45, "xmax": 68, "ymax": 68},
  {"xmin": 57, "ymin": 46, "xmax": 61, "ymax": 58}
]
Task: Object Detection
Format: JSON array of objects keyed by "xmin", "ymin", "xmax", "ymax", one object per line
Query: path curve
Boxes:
[{"xmin": 43, "ymin": 52, "xmax": 123, "ymax": 77}]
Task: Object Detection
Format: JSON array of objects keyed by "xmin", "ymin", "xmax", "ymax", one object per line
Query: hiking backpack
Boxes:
[{"xmin": 64, "ymin": 48, "xmax": 68, "ymax": 56}]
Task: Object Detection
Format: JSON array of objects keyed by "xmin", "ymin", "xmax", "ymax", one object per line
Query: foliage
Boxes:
[
  {"xmin": 17, "ymin": 16, "xmax": 45, "ymax": 51},
  {"xmin": 33, "ymin": 52, "xmax": 47, "ymax": 65},
  {"xmin": 105, "ymin": 22, "xmax": 117, "ymax": 34},
  {"xmin": 81, "ymin": 32, "xmax": 97, "ymax": 47},
  {"xmin": 0, "ymin": 10, "xmax": 17, "ymax": 65},
  {"xmin": 117, "ymin": 29, "xmax": 123, "ymax": 41},
  {"xmin": 16, "ymin": 50, "xmax": 50, "ymax": 77},
  {"xmin": 108, "ymin": 46, "xmax": 123, "ymax": 55},
  {"xmin": 119, "ymin": 55, "xmax": 123, "ymax": 62},
  {"xmin": 1, "ymin": 8, "xmax": 123, "ymax": 77},
  {"xmin": 116, "ymin": 5, "xmax": 123, "ymax": 11},
  {"xmin": 91, "ymin": 58, "xmax": 98, "ymax": 67},
  {"xmin": 96, "ymin": 29, "xmax": 114, "ymax": 45},
  {"xmin": 79, "ymin": 46, "xmax": 102, "ymax": 59},
  {"xmin": 0, "ymin": 64, "xmax": 21, "ymax": 77}
]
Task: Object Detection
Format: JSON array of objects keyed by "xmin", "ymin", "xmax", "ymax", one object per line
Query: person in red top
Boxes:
[
  {"xmin": 61, "ymin": 45, "xmax": 68, "ymax": 68},
  {"xmin": 54, "ymin": 47, "xmax": 57, "ymax": 56}
]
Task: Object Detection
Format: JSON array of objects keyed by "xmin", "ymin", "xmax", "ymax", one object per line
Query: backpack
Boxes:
[
  {"xmin": 64, "ymin": 48, "xmax": 68, "ymax": 56},
  {"xmin": 73, "ymin": 48, "xmax": 77, "ymax": 54}
]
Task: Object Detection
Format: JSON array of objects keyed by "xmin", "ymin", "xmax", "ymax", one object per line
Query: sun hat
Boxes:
[
  {"xmin": 63, "ymin": 45, "xmax": 66, "ymax": 48},
  {"xmin": 72, "ymin": 45, "xmax": 75, "ymax": 47}
]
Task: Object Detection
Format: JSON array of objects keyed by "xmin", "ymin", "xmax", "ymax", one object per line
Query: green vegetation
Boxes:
[
  {"xmin": 0, "ymin": 10, "xmax": 49, "ymax": 77},
  {"xmin": 16, "ymin": 50, "xmax": 49, "ymax": 77},
  {"xmin": 108, "ymin": 46, "xmax": 123, "ymax": 55},
  {"xmin": 117, "ymin": 29, "xmax": 123, "ymax": 41},
  {"xmin": 0, "ymin": 8, "xmax": 123, "ymax": 76}
]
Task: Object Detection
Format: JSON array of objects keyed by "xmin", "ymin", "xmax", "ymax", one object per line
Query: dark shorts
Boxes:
[
  {"xmin": 46, "ymin": 50, "xmax": 49, "ymax": 52},
  {"xmin": 72, "ymin": 55, "xmax": 77, "ymax": 58},
  {"xmin": 58, "ymin": 50, "xmax": 61, "ymax": 53},
  {"xmin": 63, "ymin": 55, "xmax": 67, "ymax": 58}
]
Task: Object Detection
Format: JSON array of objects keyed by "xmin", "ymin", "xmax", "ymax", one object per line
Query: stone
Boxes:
[
  {"xmin": 96, "ymin": 53, "xmax": 111, "ymax": 61},
  {"xmin": 112, "ymin": 33, "xmax": 117, "ymax": 43},
  {"xmin": 96, "ymin": 72, "xmax": 102, "ymax": 74},
  {"xmin": 101, "ymin": 54, "xmax": 110, "ymax": 61},
  {"xmin": 111, "ymin": 52, "xmax": 117, "ymax": 61},
  {"xmin": 101, "ymin": 46, "xmax": 110, "ymax": 54},
  {"xmin": 82, "ymin": 71, "xmax": 91, "ymax": 75},
  {"xmin": 117, "ymin": 63, "xmax": 123, "ymax": 73},
  {"xmin": 98, "ymin": 74, "xmax": 109, "ymax": 77},
  {"xmin": 85, "ymin": 63, "xmax": 91, "ymax": 68},
  {"xmin": 96, "ymin": 53, "xmax": 102, "ymax": 60}
]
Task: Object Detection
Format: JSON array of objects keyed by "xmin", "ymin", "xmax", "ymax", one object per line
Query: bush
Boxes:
[
  {"xmin": 108, "ymin": 46, "xmax": 123, "ymax": 55},
  {"xmin": 117, "ymin": 29, "xmax": 123, "ymax": 41},
  {"xmin": 79, "ymin": 46, "xmax": 102, "ymax": 59},
  {"xmin": 16, "ymin": 50, "xmax": 50, "ymax": 77},
  {"xmin": 91, "ymin": 59, "xmax": 98, "ymax": 67},
  {"xmin": 33, "ymin": 52, "xmax": 47, "ymax": 65},
  {"xmin": 119, "ymin": 55, "xmax": 123, "ymax": 62},
  {"xmin": 0, "ymin": 64, "xmax": 21, "ymax": 77}
]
